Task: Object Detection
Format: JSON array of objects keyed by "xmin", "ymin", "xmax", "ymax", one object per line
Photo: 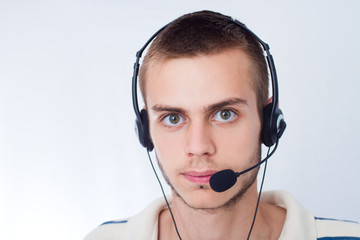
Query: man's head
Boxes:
[
  {"xmin": 137, "ymin": 10, "xmax": 271, "ymax": 210},
  {"xmin": 139, "ymin": 10, "xmax": 269, "ymax": 118}
]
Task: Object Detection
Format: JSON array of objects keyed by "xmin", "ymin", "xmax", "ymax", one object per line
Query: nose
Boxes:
[{"xmin": 184, "ymin": 120, "xmax": 216, "ymax": 157}]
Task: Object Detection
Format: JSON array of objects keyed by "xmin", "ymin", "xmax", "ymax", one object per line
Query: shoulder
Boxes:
[
  {"xmin": 315, "ymin": 217, "xmax": 360, "ymax": 239},
  {"xmin": 84, "ymin": 219, "xmax": 129, "ymax": 240},
  {"xmin": 84, "ymin": 197, "xmax": 168, "ymax": 240},
  {"xmin": 262, "ymin": 191, "xmax": 360, "ymax": 239}
]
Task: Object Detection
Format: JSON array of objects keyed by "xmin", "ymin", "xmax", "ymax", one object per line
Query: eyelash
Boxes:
[
  {"xmin": 212, "ymin": 109, "xmax": 238, "ymax": 123},
  {"xmin": 161, "ymin": 113, "xmax": 185, "ymax": 127}
]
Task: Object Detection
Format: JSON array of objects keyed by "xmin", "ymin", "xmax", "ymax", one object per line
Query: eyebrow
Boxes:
[
  {"xmin": 151, "ymin": 105, "xmax": 187, "ymax": 115},
  {"xmin": 151, "ymin": 97, "xmax": 248, "ymax": 115},
  {"xmin": 206, "ymin": 97, "xmax": 248, "ymax": 113}
]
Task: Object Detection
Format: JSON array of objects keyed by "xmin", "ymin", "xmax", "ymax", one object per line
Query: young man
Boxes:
[{"xmin": 85, "ymin": 10, "xmax": 360, "ymax": 240}]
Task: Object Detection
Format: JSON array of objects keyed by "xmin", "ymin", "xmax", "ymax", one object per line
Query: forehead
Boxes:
[{"xmin": 145, "ymin": 48, "xmax": 257, "ymax": 110}]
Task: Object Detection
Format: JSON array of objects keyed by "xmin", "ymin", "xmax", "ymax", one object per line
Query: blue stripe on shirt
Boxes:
[
  {"xmin": 315, "ymin": 217, "xmax": 358, "ymax": 224},
  {"xmin": 317, "ymin": 237, "xmax": 360, "ymax": 240},
  {"xmin": 100, "ymin": 220, "xmax": 128, "ymax": 226}
]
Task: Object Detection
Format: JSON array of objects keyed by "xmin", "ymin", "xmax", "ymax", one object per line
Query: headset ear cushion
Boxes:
[
  {"xmin": 135, "ymin": 109, "xmax": 154, "ymax": 151},
  {"xmin": 261, "ymin": 103, "xmax": 286, "ymax": 147},
  {"xmin": 262, "ymin": 103, "xmax": 274, "ymax": 147}
]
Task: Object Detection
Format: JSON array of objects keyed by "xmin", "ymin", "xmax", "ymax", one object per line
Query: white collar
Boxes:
[{"xmin": 126, "ymin": 191, "xmax": 316, "ymax": 240}]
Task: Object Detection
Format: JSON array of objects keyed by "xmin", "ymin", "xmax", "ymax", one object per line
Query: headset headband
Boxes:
[{"xmin": 132, "ymin": 15, "xmax": 286, "ymax": 150}]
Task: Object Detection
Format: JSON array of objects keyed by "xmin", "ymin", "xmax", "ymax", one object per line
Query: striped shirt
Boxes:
[{"xmin": 85, "ymin": 191, "xmax": 360, "ymax": 240}]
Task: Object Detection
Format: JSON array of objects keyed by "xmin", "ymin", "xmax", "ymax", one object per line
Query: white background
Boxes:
[{"xmin": 0, "ymin": 0, "xmax": 359, "ymax": 239}]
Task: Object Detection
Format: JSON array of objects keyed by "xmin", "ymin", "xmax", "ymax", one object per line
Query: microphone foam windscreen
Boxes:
[{"xmin": 209, "ymin": 169, "xmax": 237, "ymax": 192}]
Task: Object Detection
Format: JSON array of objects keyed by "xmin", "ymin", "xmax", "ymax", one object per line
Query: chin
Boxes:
[{"xmin": 173, "ymin": 185, "xmax": 237, "ymax": 210}]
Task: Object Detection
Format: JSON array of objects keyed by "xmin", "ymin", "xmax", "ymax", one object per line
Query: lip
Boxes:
[{"xmin": 182, "ymin": 170, "xmax": 217, "ymax": 184}]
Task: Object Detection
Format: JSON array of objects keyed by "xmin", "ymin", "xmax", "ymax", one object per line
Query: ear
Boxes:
[{"xmin": 265, "ymin": 97, "xmax": 273, "ymax": 105}]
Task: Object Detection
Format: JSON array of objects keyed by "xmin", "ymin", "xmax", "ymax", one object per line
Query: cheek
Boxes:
[
  {"xmin": 150, "ymin": 127, "xmax": 185, "ymax": 167},
  {"xmin": 215, "ymin": 119, "xmax": 261, "ymax": 157}
]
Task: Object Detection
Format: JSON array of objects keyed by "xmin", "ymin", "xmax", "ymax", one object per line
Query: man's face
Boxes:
[{"xmin": 145, "ymin": 48, "xmax": 262, "ymax": 210}]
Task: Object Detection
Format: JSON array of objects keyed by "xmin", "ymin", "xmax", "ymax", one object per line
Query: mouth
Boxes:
[{"xmin": 182, "ymin": 170, "xmax": 217, "ymax": 184}]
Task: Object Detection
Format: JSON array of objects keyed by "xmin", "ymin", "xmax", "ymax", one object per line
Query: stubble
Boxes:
[{"xmin": 155, "ymin": 146, "xmax": 261, "ymax": 213}]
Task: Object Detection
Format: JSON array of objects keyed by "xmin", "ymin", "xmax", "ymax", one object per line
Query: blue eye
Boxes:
[
  {"xmin": 163, "ymin": 114, "xmax": 184, "ymax": 126},
  {"xmin": 213, "ymin": 109, "xmax": 236, "ymax": 122}
]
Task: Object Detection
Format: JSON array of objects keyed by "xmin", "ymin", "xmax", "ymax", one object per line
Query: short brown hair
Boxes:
[{"xmin": 139, "ymin": 10, "xmax": 269, "ymax": 116}]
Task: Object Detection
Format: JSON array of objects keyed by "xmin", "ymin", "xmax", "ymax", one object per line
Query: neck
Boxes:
[{"xmin": 158, "ymin": 186, "xmax": 285, "ymax": 240}]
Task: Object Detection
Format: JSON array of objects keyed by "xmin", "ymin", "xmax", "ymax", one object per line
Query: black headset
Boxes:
[{"xmin": 132, "ymin": 16, "xmax": 287, "ymax": 152}]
